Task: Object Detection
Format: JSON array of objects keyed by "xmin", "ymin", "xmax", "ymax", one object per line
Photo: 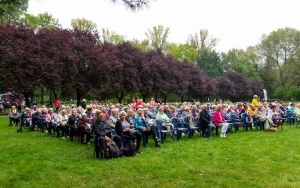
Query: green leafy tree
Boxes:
[
  {"xmin": 71, "ymin": 17, "xmax": 97, "ymax": 32},
  {"xmin": 100, "ymin": 28, "xmax": 125, "ymax": 44},
  {"xmin": 0, "ymin": 0, "xmax": 28, "ymax": 24},
  {"xmin": 130, "ymin": 38, "xmax": 149, "ymax": 52},
  {"xmin": 21, "ymin": 12, "xmax": 61, "ymax": 29},
  {"xmin": 259, "ymin": 27, "xmax": 300, "ymax": 87},
  {"xmin": 197, "ymin": 50, "xmax": 223, "ymax": 78},
  {"xmin": 145, "ymin": 24, "xmax": 170, "ymax": 54},
  {"xmin": 187, "ymin": 29, "xmax": 218, "ymax": 56},
  {"xmin": 222, "ymin": 48, "xmax": 260, "ymax": 79},
  {"xmin": 165, "ymin": 43, "xmax": 197, "ymax": 63}
]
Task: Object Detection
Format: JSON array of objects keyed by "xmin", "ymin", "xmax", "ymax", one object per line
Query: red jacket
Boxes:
[
  {"xmin": 54, "ymin": 100, "xmax": 60, "ymax": 108},
  {"xmin": 213, "ymin": 111, "xmax": 225, "ymax": 126}
]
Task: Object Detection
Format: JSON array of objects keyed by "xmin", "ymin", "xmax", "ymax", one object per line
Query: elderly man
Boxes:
[
  {"xmin": 255, "ymin": 104, "xmax": 277, "ymax": 132},
  {"xmin": 198, "ymin": 105, "xmax": 215, "ymax": 138},
  {"xmin": 92, "ymin": 111, "xmax": 122, "ymax": 159}
]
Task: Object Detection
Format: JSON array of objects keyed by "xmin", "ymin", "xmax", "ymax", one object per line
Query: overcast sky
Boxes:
[{"xmin": 27, "ymin": 0, "xmax": 300, "ymax": 52}]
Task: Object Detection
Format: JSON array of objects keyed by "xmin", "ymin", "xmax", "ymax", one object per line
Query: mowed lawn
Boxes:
[{"xmin": 1, "ymin": 117, "xmax": 300, "ymax": 188}]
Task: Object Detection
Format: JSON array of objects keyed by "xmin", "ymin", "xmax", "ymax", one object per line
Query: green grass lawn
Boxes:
[{"xmin": 1, "ymin": 118, "xmax": 300, "ymax": 188}]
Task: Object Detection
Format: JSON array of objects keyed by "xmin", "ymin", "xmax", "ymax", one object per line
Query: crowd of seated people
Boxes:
[{"xmin": 7, "ymin": 95, "xmax": 299, "ymax": 160}]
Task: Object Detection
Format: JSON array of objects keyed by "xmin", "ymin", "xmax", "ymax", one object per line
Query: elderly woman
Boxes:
[
  {"xmin": 213, "ymin": 105, "xmax": 229, "ymax": 138},
  {"xmin": 115, "ymin": 111, "xmax": 141, "ymax": 153},
  {"xmin": 56, "ymin": 109, "xmax": 69, "ymax": 139},
  {"xmin": 77, "ymin": 113, "xmax": 92, "ymax": 144},
  {"xmin": 47, "ymin": 108, "xmax": 57, "ymax": 135},
  {"xmin": 255, "ymin": 104, "xmax": 276, "ymax": 132},
  {"xmin": 134, "ymin": 108, "xmax": 160, "ymax": 147},
  {"xmin": 9, "ymin": 105, "xmax": 20, "ymax": 126}
]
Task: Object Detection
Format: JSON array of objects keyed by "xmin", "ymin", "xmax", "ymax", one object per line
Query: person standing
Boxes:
[
  {"xmin": 54, "ymin": 98, "xmax": 61, "ymax": 113},
  {"xmin": 252, "ymin": 95, "xmax": 259, "ymax": 108}
]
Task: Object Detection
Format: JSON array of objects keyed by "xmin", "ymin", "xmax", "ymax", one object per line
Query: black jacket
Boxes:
[
  {"xmin": 199, "ymin": 110, "xmax": 211, "ymax": 126},
  {"xmin": 91, "ymin": 119, "xmax": 111, "ymax": 137}
]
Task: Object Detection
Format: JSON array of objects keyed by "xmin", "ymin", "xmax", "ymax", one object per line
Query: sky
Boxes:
[{"xmin": 27, "ymin": 0, "xmax": 300, "ymax": 52}]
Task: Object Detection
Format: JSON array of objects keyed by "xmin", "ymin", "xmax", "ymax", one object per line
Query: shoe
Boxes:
[
  {"xmin": 269, "ymin": 127, "xmax": 277, "ymax": 132},
  {"xmin": 223, "ymin": 133, "xmax": 226, "ymax": 138},
  {"xmin": 45, "ymin": 130, "xmax": 48, "ymax": 133},
  {"xmin": 135, "ymin": 149, "xmax": 142, "ymax": 154},
  {"xmin": 86, "ymin": 142, "xmax": 90, "ymax": 145},
  {"xmin": 220, "ymin": 133, "xmax": 224, "ymax": 138},
  {"xmin": 62, "ymin": 136, "xmax": 65, "ymax": 139},
  {"xmin": 181, "ymin": 133, "xmax": 185, "ymax": 137}
]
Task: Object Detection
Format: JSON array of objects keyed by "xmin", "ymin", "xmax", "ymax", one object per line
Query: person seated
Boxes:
[
  {"xmin": 144, "ymin": 108, "xmax": 155, "ymax": 120},
  {"xmin": 255, "ymin": 104, "xmax": 276, "ymax": 132},
  {"xmin": 91, "ymin": 111, "xmax": 122, "ymax": 159},
  {"xmin": 107, "ymin": 108, "xmax": 118, "ymax": 129},
  {"xmin": 9, "ymin": 105, "xmax": 19, "ymax": 126},
  {"xmin": 156, "ymin": 107, "xmax": 170, "ymax": 123},
  {"xmin": 163, "ymin": 105, "xmax": 172, "ymax": 118},
  {"xmin": 213, "ymin": 105, "xmax": 229, "ymax": 138},
  {"xmin": 268, "ymin": 105, "xmax": 282, "ymax": 129},
  {"xmin": 18, "ymin": 107, "xmax": 31, "ymax": 132},
  {"xmin": 77, "ymin": 113, "xmax": 92, "ymax": 144},
  {"xmin": 41, "ymin": 108, "xmax": 50, "ymax": 133},
  {"xmin": 56, "ymin": 109, "xmax": 69, "ymax": 139},
  {"xmin": 190, "ymin": 105, "xmax": 199, "ymax": 118},
  {"xmin": 134, "ymin": 108, "xmax": 161, "ymax": 147},
  {"xmin": 115, "ymin": 111, "xmax": 141, "ymax": 153},
  {"xmin": 248, "ymin": 104, "xmax": 256, "ymax": 127},
  {"xmin": 68, "ymin": 109, "xmax": 80, "ymax": 141},
  {"xmin": 47, "ymin": 108, "xmax": 57, "ymax": 135},
  {"xmin": 125, "ymin": 109, "xmax": 135, "ymax": 126},
  {"xmin": 170, "ymin": 105, "xmax": 181, "ymax": 118},
  {"xmin": 198, "ymin": 105, "xmax": 215, "ymax": 138},
  {"xmin": 31, "ymin": 108, "xmax": 41, "ymax": 131}
]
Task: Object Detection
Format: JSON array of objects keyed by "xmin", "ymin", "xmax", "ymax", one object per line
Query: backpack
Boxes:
[
  {"xmin": 106, "ymin": 140, "xmax": 121, "ymax": 158},
  {"xmin": 123, "ymin": 140, "xmax": 135, "ymax": 157}
]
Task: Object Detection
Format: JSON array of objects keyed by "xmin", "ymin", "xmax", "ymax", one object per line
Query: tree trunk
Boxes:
[
  {"xmin": 41, "ymin": 87, "xmax": 44, "ymax": 105},
  {"xmin": 181, "ymin": 96, "xmax": 184, "ymax": 104},
  {"xmin": 24, "ymin": 93, "xmax": 30, "ymax": 107},
  {"xmin": 76, "ymin": 88, "xmax": 81, "ymax": 107},
  {"xmin": 141, "ymin": 94, "xmax": 146, "ymax": 103}
]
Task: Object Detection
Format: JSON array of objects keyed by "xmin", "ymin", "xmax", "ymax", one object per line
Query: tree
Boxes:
[
  {"xmin": 21, "ymin": 12, "xmax": 61, "ymax": 29},
  {"xmin": 71, "ymin": 17, "xmax": 97, "ymax": 32},
  {"xmin": 259, "ymin": 27, "xmax": 300, "ymax": 87},
  {"xmin": 187, "ymin": 29, "xmax": 218, "ymax": 56},
  {"xmin": 130, "ymin": 38, "xmax": 150, "ymax": 52},
  {"xmin": 100, "ymin": 28, "xmax": 125, "ymax": 44},
  {"xmin": 145, "ymin": 24, "xmax": 170, "ymax": 54},
  {"xmin": 222, "ymin": 48, "xmax": 260, "ymax": 79},
  {"xmin": 0, "ymin": 0, "xmax": 28, "ymax": 24},
  {"xmin": 165, "ymin": 43, "xmax": 197, "ymax": 63},
  {"xmin": 0, "ymin": 24, "xmax": 40, "ymax": 106},
  {"xmin": 197, "ymin": 50, "xmax": 223, "ymax": 78}
]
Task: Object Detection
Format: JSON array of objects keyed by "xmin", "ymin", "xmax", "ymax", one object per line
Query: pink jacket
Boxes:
[{"xmin": 213, "ymin": 111, "xmax": 225, "ymax": 126}]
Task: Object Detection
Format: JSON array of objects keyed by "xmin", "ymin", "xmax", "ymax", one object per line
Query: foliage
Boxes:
[
  {"xmin": 187, "ymin": 29, "xmax": 218, "ymax": 56},
  {"xmin": 70, "ymin": 17, "xmax": 97, "ymax": 32},
  {"xmin": 0, "ymin": 0, "xmax": 28, "ymax": 24},
  {"xmin": 145, "ymin": 24, "xmax": 170, "ymax": 54},
  {"xmin": 197, "ymin": 50, "xmax": 223, "ymax": 78},
  {"xmin": 21, "ymin": 12, "xmax": 61, "ymax": 29},
  {"xmin": 100, "ymin": 28, "xmax": 125, "ymax": 44},
  {"xmin": 111, "ymin": 0, "xmax": 152, "ymax": 11},
  {"xmin": 165, "ymin": 43, "xmax": 198, "ymax": 63}
]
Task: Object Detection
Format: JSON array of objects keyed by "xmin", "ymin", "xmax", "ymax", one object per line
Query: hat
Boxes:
[{"xmin": 253, "ymin": 95, "xmax": 258, "ymax": 98}]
